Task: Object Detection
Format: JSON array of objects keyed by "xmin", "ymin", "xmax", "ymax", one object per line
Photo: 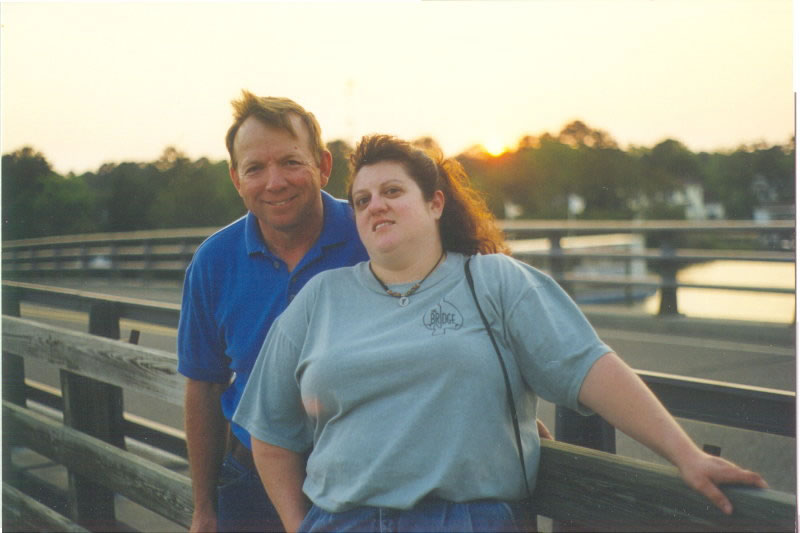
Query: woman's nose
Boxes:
[{"xmin": 366, "ymin": 195, "xmax": 387, "ymax": 213}]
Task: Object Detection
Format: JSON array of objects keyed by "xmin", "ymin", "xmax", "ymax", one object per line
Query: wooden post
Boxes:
[
  {"xmin": 142, "ymin": 240, "xmax": 153, "ymax": 280},
  {"xmin": 109, "ymin": 242, "xmax": 119, "ymax": 280},
  {"xmin": 549, "ymin": 232, "xmax": 573, "ymax": 295},
  {"xmin": 2, "ymin": 285, "xmax": 25, "ymax": 486},
  {"xmin": 79, "ymin": 244, "xmax": 88, "ymax": 279},
  {"xmin": 554, "ymin": 406, "xmax": 617, "ymax": 532},
  {"xmin": 61, "ymin": 301, "xmax": 125, "ymax": 530},
  {"xmin": 657, "ymin": 234, "xmax": 679, "ymax": 316},
  {"xmin": 555, "ymin": 406, "xmax": 616, "ymax": 454},
  {"xmin": 53, "ymin": 245, "xmax": 62, "ymax": 273},
  {"xmin": 2, "ymin": 286, "xmax": 25, "ymax": 406}
]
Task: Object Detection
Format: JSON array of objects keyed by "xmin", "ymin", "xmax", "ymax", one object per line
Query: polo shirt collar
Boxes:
[
  {"xmin": 317, "ymin": 191, "xmax": 354, "ymax": 249},
  {"xmin": 243, "ymin": 191, "xmax": 352, "ymax": 257},
  {"xmin": 244, "ymin": 211, "xmax": 270, "ymax": 256}
]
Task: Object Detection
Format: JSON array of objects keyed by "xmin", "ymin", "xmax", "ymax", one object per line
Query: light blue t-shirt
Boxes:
[{"xmin": 233, "ymin": 252, "xmax": 611, "ymax": 511}]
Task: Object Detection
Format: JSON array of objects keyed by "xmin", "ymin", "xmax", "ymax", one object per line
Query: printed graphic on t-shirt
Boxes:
[{"xmin": 422, "ymin": 299, "xmax": 464, "ymax": 336}]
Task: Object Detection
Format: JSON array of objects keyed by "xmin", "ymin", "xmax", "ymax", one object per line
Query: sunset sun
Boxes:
[{"xmin": 484, "ymin": 139, "xmax": 508, "ymax": 156}]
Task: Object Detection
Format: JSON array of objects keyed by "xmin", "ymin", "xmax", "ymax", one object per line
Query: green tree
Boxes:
[
  {"xmin": 149, "ymin": 153, "xmax": 244, "ymax": 229},
  {"xmin": 699, "ymin": 141, "xmax": 795, "ymax": 220},
  {"xmin": 85, "ymin": 161, "xmax": 161, "ymax": 231},
  {"xmin": 3, "ymin": 147, "xmax": 51, "ymax": 239},
  {"xmin": 457, "ymin": 148, "xmax": 512, "ymax": 218},
  {"xmin": 631, "ymin": 139, "xmax": 696, "ymax": 219},
  {"xmin": 32, "ymin": 174, "xmax": 97, "ymax": 236},
  {"xmin": 558, "ymin": 120, "xmax": 619, "ymax": 149},
  {"xmin": 2, "ymin": 147, "xmax": 96, "ymax": 239},
  {"xmin": 325, "ymin": 140, "xmax": 353, "ymax": 200},
  {"xmin": 573, "ymin": 146, "xmax": 637, "ymax": 219}
]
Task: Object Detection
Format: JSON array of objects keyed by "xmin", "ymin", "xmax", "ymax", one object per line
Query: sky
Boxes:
[{"xmin": 1, "ymin": 0, "xmax": 794, "ymax": 176}]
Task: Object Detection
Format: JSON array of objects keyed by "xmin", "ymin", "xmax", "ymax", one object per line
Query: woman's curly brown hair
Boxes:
[{"xmin": 348, "ymin": 134, "xmax": 509, "ymax": 256}]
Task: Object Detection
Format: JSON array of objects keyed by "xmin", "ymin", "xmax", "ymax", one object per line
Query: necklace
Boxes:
[{"xmin": 369, "ymin": 250, "xmax": 446, "ymax": 307}]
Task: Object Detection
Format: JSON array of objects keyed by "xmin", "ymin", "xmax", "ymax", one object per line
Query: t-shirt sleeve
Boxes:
[
  {"xmin": 232, "ymin": 299, "xmax": 313, "ymax": 453},
  {"xmin": 496, "ymin": 258, "xmax": 612, "ymax": 413},
  {"xmin": 176, "ymin": 258, "xmax": 231, "ymax": 383}
]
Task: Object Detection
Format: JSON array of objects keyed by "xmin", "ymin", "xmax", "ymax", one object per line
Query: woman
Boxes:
[{"xmin": 233, "ymin": 134, "xmax": 767, "ymax": 532}]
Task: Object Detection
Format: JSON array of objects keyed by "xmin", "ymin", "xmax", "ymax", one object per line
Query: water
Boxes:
[
  {"xmin": 642, "ymin": 260, "xmax": 796, "ymax": 324},
  {"xmin": 512, "ymin": 234, "xmax": 796, "ymax": 324}
]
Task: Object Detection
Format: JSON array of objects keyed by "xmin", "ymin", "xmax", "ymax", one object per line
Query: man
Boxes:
[{"xmin": 177, "ymin": 91, "xmax": 368, "ymax": 532}]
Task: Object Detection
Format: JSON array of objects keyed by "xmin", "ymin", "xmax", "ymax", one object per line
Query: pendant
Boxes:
[{"xmin": 398, "ymin": 296, "xmax": 410, "ymax": 307}]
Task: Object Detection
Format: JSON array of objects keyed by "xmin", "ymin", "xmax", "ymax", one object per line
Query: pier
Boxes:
[{"xmin": 2, "ymin": 220, "xmax": 795, "ymax": 532}]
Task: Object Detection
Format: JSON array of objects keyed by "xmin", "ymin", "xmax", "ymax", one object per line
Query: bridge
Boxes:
[{"xmin": 2, "ymin": 220, "xmax": 796, "ymax": 532}]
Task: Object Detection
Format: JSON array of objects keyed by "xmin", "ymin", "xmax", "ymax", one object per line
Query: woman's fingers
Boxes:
[{"xmin": 682, "ymin": 455, "xmax": 769, "ymax": 514}]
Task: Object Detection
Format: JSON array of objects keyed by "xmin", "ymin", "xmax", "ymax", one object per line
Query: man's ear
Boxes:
[
  {"xmin": 318, "ymin": 150, "xmax": 333, "ymax": 189},
  {"xmin": 229, "ymin": 165, "xmax": 243, "ymax": 196}
]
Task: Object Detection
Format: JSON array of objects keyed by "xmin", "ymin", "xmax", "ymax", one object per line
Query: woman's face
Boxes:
[{"xmin": 351, "ymin": 161, "xmax": 443, "ymax": 258}]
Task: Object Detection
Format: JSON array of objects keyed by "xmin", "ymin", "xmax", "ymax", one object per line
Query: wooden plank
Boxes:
[
  {"xmin": 532, "ymin": 439, "xmax": 795, "ymax": 532},
  {"xmin": 557, "ymin": 273, "xmax": 795, "ymax": 295},
  {"xmin": 2, "ymin": 227, "xmax": 215, "ymax": 248},
  {"xmin": 499, "ymin": 219, "xmax": 795, "ymax": 234},
  {"xmin": 8, "ymin": 395, "xmax": 793, "ymax": 533},
  {"xmin": 2, "ymin": 316, "xmax": 183, "ymax": 405},
  {"xmin": 511, "ymin": 246, "xmax": 795, "ymax": 264},
  {"xmin": 3, "ymin": 483, "xmax": 91, "ymax": 533},
  {"xmin": 2, "ymin": 220, "xmax": 792, "ymax": 253},
  {"xmin": 2, "ymin": 280, "xmax": 181, "ymax": 328},
  {"xmin": 24, "ymin": 381, "xmax": 189, "ymax": 458},
  {"xmin": 4, "ymin": 401, "xmax": 193, "ymax": 528},
  {"xmin": 639, "ymin": 370, "xmax": 796, "ymax": 437}
]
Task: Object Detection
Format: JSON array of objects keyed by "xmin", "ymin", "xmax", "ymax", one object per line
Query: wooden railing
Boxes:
[
  {"xmin": 2, "ymin": 220, "xmax": 795, "ymax": 315},
  {"xmin": 2, "ymin": 283, "xmax": 795, "ymax": 532}
]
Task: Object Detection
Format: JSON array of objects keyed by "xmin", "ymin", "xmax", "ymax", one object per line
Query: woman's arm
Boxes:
[
  {"xmin": 251, "ymin": 437, "xmax": 310, "ymax": 533},
  {"xmin": 578, "ymin": 352, "xmax": 767, "ymax": 514}
]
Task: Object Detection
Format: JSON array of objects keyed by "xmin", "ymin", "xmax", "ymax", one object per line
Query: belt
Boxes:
[{"xmin": 228, "ymin": 434, "xmax": 256, "ymax": 471}]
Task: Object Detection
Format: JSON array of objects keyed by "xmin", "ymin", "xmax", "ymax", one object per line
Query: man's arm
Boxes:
[
  {"xmin": 185, "ymin": 378, "xmax": 228, "ymax": 533},
  {"xmin": 578, "ymin": 352, "xmax": 767, "ymax": 515},
  {"xmin": 251, "ymin": 437, "xmax": 309, "ymax": 533}
]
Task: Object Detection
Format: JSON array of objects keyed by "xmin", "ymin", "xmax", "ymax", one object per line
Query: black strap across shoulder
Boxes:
[{"xmin": 464, "ymin": 256, "xmax": 532, "ymax": 498}]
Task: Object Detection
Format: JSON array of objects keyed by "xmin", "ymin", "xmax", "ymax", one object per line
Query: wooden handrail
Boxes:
[
  {"xmin": 4, "ymin": 401, "xmax": 193, "ymax": 528},
  {"xmin": 3, "ymin": 316, "xmax": 182, "ymax": 405},
  {"xmin": 3, "ymin": 484, "xmax": 91, "ymax": 533},
  {"xmin": 11, "ymin": 297, "xmax": 795, "ymax": 457},
  {"xmin": 2, "ymin": 261, "xmax": 795, "ymax": 530},
  {"xmin": 2, "ymin": 280, "xmax": 181, "ymax": 328},
  {"xmin": 499, "ymin": 218, "xmax": 795, "ymax": 234},
  {"xmin": 1, "ymin": 219, "xmax": 793, "ymax": 249},
  {"xmin": 533, "ymin": 438, "xmax": 795, "ymax": 532},
  {"xmin": 3, "ymin": 313, "xmax": 794, "ymax": 442},
  {"xmin": 5, "ymin": 400, "xmax": 794, "ymax": 532},
  {"xmin": 4, "ymin": 221, "xmax": 794, "ymax": 319}
]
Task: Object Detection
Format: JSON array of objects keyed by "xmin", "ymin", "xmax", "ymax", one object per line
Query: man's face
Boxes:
[{"xmin": 230, "ymin": 115, "xmax": 331, "ymax": 240}]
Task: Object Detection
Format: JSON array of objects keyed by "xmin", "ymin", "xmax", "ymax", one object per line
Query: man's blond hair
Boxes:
[{"xmin": 225, "ymin": 90, "xmax": 325, "ymax": 168}]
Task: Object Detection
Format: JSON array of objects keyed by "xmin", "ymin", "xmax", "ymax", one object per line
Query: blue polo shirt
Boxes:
[{"xmin": 177, "ymin": 191, "xmax": 368, "ymax": 448}]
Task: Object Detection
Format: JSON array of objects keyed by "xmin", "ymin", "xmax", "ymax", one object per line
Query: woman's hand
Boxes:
[
  {"xmin": 676, "ymin": 449, "xmax": 768, "ymax": 515},
  {"xmin": 579, "ymin": 352, "xmax": 769, "ymax": 515}
]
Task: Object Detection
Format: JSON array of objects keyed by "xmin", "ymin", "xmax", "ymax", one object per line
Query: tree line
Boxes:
[{"xmin": 2, "ymin": 120, "xmax": 794, "ymax": 241}]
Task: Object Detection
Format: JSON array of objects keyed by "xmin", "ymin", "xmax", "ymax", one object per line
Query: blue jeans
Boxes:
[
  {"xmin": 216, "ymin": 453, "xmax": 283, "ymax": 532},
  {"xmin": 299, "ymin": 498, "xmax": 522, "ymax": 533}
]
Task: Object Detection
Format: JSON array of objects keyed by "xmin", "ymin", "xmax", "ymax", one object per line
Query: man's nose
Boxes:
[{"xmin": 263, "ymin": 163, "xmax": 287, "ymax": 190}]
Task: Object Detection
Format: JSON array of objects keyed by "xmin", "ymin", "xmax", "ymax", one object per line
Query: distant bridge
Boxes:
[{"xmin": 3, "ymin": 219, "xmax": 795, "ymax": 316}]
